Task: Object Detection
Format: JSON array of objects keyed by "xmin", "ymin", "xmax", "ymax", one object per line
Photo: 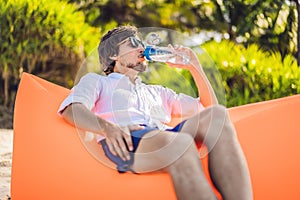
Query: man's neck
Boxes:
[
  {"xmin": 114, "ymin": 64, "xmax": 139, "ymax": 84},
  {"xmin": 126, "ymin": 72, "xmax": 139, "ymax": 84},
  {"xmin": 114, "ymin": 71, "xmax": 138, "ymax": 84}
]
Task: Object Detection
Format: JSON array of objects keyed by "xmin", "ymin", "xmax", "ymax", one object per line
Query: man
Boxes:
[{"xmin": 59, "ymin": 25, "xmax": 253, "ymax": 200}]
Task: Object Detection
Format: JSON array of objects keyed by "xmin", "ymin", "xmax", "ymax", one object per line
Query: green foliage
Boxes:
[
  {"xmin": 67, "ymin": 0, "xmax": 299, "ymax": 64},
  {"xmin": 201, "ymin": 40, "xmax": 300, "ymax": 107},
  {"xmin": 0, "ymin": 0, "xmax": 98, "ymax": 106}
]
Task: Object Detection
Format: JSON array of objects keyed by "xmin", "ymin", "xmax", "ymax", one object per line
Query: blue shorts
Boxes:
[{"xmin": 100, "ymin": 121, "xmax": 186, "ymax": 173}]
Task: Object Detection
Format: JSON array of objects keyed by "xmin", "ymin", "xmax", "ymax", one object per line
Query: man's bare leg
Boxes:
[
  {"xmin": 181, "ymin": 105, "xmax": 253, "ymax": 200},
  {"xmin": 132, "ymin": 131, "xmax": 217, "ymax": 200}
]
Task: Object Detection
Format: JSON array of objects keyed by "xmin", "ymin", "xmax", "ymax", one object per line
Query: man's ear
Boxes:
[{"xmin": 109, "ymin": 55, "xmax": 118, "ymax": 60}]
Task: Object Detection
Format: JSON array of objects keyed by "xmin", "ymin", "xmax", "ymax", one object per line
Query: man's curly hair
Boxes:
[{"xmin": 98, "ymin": 25, "xmax": 139, "ymax": 75}]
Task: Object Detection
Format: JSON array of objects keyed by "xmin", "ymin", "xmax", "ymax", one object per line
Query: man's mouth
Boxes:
[{"xmin": 138, "ymin": 54, "xmax": 145, "ymax": 62}]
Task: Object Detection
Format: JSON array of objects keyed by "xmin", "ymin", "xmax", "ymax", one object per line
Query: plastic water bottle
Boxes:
[{"xmin": 143, "ymin": 45, "xmax": 190, "ymax": 64}]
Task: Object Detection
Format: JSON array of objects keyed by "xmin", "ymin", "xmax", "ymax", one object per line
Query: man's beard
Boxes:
[{"xmin": 122, "ymin": 60, "xmax": 147, "ymax": 72}]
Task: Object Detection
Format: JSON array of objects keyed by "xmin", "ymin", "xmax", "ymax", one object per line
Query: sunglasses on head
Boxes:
[{"xmin": 118, "ymin": 37, "xmax": 145, "ymax": 48}]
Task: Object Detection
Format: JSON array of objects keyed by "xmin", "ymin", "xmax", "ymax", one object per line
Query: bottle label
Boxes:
[{"xmin": 143, "ymin": 46, "xmax": 173, "ymax": 61}]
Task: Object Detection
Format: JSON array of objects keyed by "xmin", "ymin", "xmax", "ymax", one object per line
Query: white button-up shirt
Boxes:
[{"xmin": 58, "ymin": 72, "xmax": 204, "ymax": 140}]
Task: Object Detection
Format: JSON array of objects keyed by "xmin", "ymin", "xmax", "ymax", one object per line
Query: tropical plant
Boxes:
[
  {"xmin": 66, "ymin": 0, "xmax": 299, "ymax": 64},
  {"xmin": 201, "ymin": 40, "xmax": 300, "ymax": 107},
  {"xmin": 0, "ymin": 0, "xmax": 98, "ymax": 108}
]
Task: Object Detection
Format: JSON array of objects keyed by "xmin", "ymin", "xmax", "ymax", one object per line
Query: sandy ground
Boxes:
[{"xmin": 0, "ymin": 129, "xmax": 13, "ymax": 200}]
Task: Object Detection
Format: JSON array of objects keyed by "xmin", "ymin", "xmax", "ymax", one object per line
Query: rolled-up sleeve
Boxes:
[
  {"xmin": 58, "ymin": 73, "xmax": 102, "ymax": 114},
  {"xmin": 160, "ymin": 86, "xmax": 204, "ymax": 118}
]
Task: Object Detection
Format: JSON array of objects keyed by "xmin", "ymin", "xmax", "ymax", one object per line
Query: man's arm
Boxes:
[
  {"xmin": 188, "ymin": 60, "xmax": 218, "ymax": 107},
  {"xmin": 167, "ymin": 45, "xmax": 218, "ymax": 107},
  {"xmin": 61, "ymin": 103, "xmax": 110, "ymax": 134},
  {"xmin": 61, "ymin": 103, "xmax": 142, "ymax": 161}
]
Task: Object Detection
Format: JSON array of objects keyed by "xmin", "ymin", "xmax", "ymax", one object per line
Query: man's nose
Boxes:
[
  {"xmin": 138, "ymin": 48, "xmax": 145, "ymax": 55},
  {"xmin": 138, "ymin": 49, "xmax": 145, "ymax": 61}
]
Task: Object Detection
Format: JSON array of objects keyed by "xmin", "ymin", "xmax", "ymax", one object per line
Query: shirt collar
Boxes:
[
  {"xmin": 107, "ymin": 72, "xmax": 126, "ymax": 79},
  {"xmin": 108, "ymin": 72, "xmax": 143, "ymax": 85}
]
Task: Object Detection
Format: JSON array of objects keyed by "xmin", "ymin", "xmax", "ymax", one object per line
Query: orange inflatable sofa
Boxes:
[{"xmin": 11, "ymin": 72, "xmax": 300, "ymax": 199}]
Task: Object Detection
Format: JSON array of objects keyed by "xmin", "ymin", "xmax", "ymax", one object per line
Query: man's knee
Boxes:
[
  {"xmin": 209, "ymin": 105, "xmax": 236, "ymax": 133},
  {"xmin": 205, "ymin": 104, "xmax": 228, "ymax": 119},
  {"xmin": 202, "ymin": 105, "xmax": 232, "ymax": 128},
  {"xmin": 200, "ymin": 105, "xmax": 238, "ymax": 147},
  {"xmin": 193, "ymin": 105, "xmax": 228, "ymax": 132}
]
